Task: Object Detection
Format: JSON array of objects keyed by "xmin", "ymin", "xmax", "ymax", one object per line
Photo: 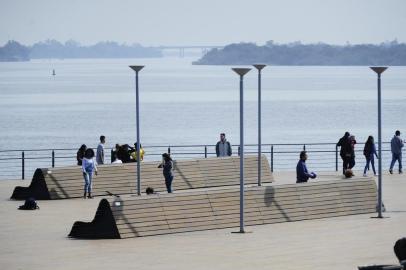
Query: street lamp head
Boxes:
[
  {"xmin": 253, "ymin": 64, "xmax": 266, "ymax": 71},
  {"xmin": 370, "ymin": 67, "xmax": 388, "ymax": 75},
  {"xmin": 232, "ymin": 68, "xmax": 251, "ymax": 77},
  {"xmin": 129, "ymin": 65, "xmax": 145, "ymax": 72}
]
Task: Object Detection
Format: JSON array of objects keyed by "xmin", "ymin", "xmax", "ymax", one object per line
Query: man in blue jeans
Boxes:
[{"xmin": 389, "ymin": 130, "xmax": 404, "ymax": 174}]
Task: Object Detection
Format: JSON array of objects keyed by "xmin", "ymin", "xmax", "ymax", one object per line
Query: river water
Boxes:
[{"xmin": 0, "ymin": 57, "xmax": 405, "ymax": 177}]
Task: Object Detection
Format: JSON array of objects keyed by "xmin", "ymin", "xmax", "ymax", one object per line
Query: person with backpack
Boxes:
[
  {"xmin": 82, "ymin": 148, "xmax": 98, "ymax": 199},
  {"xmin": 363, "ymin": 136, "xmax": 378, "ymax": 176}
]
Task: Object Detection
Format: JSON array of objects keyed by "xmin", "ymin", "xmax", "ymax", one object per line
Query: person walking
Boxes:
[
  {"xmin": 389, "ymin": 130, "xmax": 404, "ymax": 174},
  {"xmin": 363, "ymin": 136, "xmax": 378, "ymax": 176},
  {"xmin": 82, "ymin": 148, "xmax": 97, "ymax": 199},
  {"xmin": 158, "ymin": 153, "xmax": 174, "ymax": 193},
  {"xmin": 76, "ymin": 144, "xmax": 87, "ymax": 166},
  {"xmin": 215, "ymin": 133, "xmax": 232, "ymax": 157},
  {"xmin": 96, "ymin": 135, "xmax": 106, "ymax": 165},
  {"xmin": 337, "ymin": 132, "xmax": 350, "ymax": 174},
  {"xmin": 296, "ymin": 151, "xmax": 317, "ymax": 183}
]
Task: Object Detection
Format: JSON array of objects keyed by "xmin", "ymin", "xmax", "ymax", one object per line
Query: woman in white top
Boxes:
[{"xmin": 82, "ymin": 148, "xmax": 98, "ymax": 199}]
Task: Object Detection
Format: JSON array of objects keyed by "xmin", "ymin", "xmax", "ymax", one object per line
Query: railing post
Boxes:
[
  {"xmin": 303, "ymin": 144, "xmax": 306, "ymax": 151},
  {"xmin": 238, "ymin": 146, "xmax": 240, "ymax": 156},
  {"xmin": 168, "ymin": 147, "xmax": 171, "ymax": 155},
  {"xmin": 204, "ymin": 146, "xmax": 207, "ymax": 158},
  {"xmin": 52, "ymin": 150, "xmax": 55, "ymax": 168},
  {"xmin": 22, "ymin": 151, "xmax": 25, "ymax": 180},
  {"xmin": 335, "ymin": 145, "xmax": 338, "ymax": 172},
  {"xmin": 271, "ymin": 145, "xmax": 274, "ymax": 172},
  {"xmin": 111, "ymin": 149, "xmax": 114, "ymax": 163}
]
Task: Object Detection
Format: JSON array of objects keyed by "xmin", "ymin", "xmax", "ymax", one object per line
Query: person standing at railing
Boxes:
[
  {"xmin": 389, "ymin": 130, "xmax": 404, "ymax": 174},
  {"xmin": 76, "ymin": 144, "xmax": 87, "ymax": 166},
  {"xmin": 96, "ymin": 135, "xmax": 106, "ymax": 165},
  {"xmin": 216, "ymin": 133, "xmax": 232, "ymax": 157},
  {"xmin": 363, "ymin": 136, "xmax": 378, "ymax": 177},
  {"xmin": 296, "ymin": 151, "xmax": 317, "ymax": 183},
  {"xmin": 82, "ymin": 148, "xmax": 97, "ymax": 199},
  {"xmin": 337, "ymin": 132, "xmax": 350, "ymax": 175}
]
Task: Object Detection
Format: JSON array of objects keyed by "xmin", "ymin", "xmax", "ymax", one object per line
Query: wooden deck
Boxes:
[
  {"xmin": 10, "ymin": 155, "xmax": 273, "ymax": 199},
  {"xmin": 69, "ymin": 176, "xmax": 376, "ymax": 239}
]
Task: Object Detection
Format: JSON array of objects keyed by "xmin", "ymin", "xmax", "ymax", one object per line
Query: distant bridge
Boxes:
[{"xmin": 151, "ymin": 45, "xmax": 225, "ymax": 57}]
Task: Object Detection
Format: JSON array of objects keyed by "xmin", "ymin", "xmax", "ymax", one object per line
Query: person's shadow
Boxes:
[{"xmin": 264, "ymin": 186, "xmax": 291, "ymax": 222}]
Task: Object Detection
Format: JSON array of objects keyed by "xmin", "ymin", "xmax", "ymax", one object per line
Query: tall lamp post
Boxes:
[
  {"xmin": 253, "ymin": 64, "xmax": 266, "ymax": 186},
  {"xmin": 232, "ymin": 67, "xmax": 251, "ymax": 233},
  {"xmin": 129, "ymin": 65, "xmax": 144, "ymax": 195},
  {"xmin": 370, "ymin": 66, "xmax": 387, "ymax": 218}
]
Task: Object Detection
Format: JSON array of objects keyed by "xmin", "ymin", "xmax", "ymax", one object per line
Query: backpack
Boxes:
[{"xmin": 18, "ymin": 197, "xmax": 39, "ymax": 210}]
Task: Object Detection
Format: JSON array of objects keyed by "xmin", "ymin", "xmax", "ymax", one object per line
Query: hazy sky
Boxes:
[{"xmin": 0, "ymin": 0, "xmax": 405, "ymax": 46}]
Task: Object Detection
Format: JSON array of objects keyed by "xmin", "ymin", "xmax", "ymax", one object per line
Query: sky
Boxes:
[{"xmin": 0, "ymin": 0, "xmax": 405, "ymax": 46}]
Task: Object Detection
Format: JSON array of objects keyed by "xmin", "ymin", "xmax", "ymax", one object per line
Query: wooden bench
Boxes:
[
  {"xmin": 11, "ymin": 155, "xmax": 273, "ymax": 200},
  {"xmin": 68, "ymin": 176, "xmax": 377, "ymax": 239}
]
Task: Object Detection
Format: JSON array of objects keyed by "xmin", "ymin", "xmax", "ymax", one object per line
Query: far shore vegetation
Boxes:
[
  {"xmin": 193, "ymin": 40, "xmax": 406, "ymax": 66},
  {"xmin": 1, "ymin": 39, "xmax": 405, "ymax": 65}
]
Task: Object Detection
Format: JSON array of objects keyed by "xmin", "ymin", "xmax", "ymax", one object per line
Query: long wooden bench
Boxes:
[
  {"xmin": 11, "ymin": 155, "xmax": 273, "ymax": 200},
  {"xmin": 68, "ymin": 176, "xmax": 377, "ymax": 239}
]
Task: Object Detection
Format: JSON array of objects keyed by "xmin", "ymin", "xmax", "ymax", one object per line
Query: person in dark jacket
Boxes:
[
  {"xmin": 363, "ymin": 136, "xmax": 378, "ymax": 176},
  {"xmin": 296, "ymin": 151, "xmax": 317, "ymax": 183},
  {"xmin": 76, "ymin": 144, "xmax": 87, "ymax": 166},
  {"xmin": 336, "ymin": 132, "xmax": 350, "ymax": 174},
  {"xmin": 158, "ymin": 153, "xmax": 174, "ymax": 193},
  {"xmin": 389, "ymin": 130, "xmax": 404, "ymax": 174},
  {"xmin": 215, "ymin": 133, "xmax": 232, "ymax": 157}
]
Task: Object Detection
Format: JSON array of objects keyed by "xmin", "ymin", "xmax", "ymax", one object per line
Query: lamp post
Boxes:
[
  {"xmin": 129, "ymin": 65, "xmax": 144, "ymax": 195},
  {"xmin": 370, "ymin": 66, "xmax": 387, "ymax": 218},
  {"xmin": 232, "ymin": 67, "xmax": 251, "ymax": 233},
  {"xmin": 253, "ymin": 64, "xmax": 266, "ymax": 186}
]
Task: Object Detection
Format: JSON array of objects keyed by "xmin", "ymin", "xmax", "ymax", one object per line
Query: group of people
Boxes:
[
  {"xmin": 296, "ymin": 130, "xmax": 404, "ymax": 183},
  {"xmin": 75, "ymin": 135, "xmax": 173, "ymax": 197},
  {"xmin": 111, "ymin": 143, "xmax": 145, "ymax": 164},
  {"xmin": 336, "ymin": 130, "xmax": 404, "ymax": 177},
  {"xmin": 75, "ymin": 130, "xmax": 403, "ymax": 195}
]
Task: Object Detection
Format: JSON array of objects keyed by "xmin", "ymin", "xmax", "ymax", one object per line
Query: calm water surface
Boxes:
[{"xmin": 0, "ymin": 57, "xmax": 405, "ymax": 150}]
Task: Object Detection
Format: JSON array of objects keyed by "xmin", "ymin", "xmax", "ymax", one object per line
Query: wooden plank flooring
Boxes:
[{"xmin": 105, "ymin": 177, "xmax": 377, "ymax": 238}]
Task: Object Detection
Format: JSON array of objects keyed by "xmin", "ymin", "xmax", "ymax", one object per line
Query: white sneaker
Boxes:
[{"xmin": 363, "ymin": 173, "xmax": 367, "ymax": 177}]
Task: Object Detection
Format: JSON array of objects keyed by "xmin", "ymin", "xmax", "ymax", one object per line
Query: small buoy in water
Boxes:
[{"xmin": 52, "ymin": 69, "xmax": 56, "ymax": 76}]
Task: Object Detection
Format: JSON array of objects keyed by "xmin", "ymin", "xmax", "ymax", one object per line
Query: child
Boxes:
[{"xmin": 82, "ymin": 148, "xmax": 98, "ymax": 198}]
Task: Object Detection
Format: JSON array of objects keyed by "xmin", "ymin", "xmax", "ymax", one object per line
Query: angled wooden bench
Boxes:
[
  {"xmin": 68, "ymin": 176, "xmax": 377, "ymax": 239},
  {"xmin": 10, "ymin": 155, "xmax": 273, "ymax": 200}
]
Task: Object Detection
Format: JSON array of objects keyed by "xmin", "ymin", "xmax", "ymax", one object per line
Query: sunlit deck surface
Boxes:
[{"xmin": 1, "ymin": 171, "xmax": 405, "ymax": 270}]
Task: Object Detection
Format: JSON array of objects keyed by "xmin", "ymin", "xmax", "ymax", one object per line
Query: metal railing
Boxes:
[{"xmin": 0, "ymin": 142, "xmax": 396, "ymax": 180}]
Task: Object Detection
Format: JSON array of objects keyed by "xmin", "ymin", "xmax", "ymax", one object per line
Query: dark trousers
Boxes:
[
  {"xmin": 164, "ymin": 175, "xmax": 173, "ymax": 193},
  {"xmin": 343, "ymin": 156, "xmax": 355, "ymax": 173},
  {"xmin": 364, "ymin": 155, "xmax": 376, "ymax": 174},
  {"xmin": 390, "ymin": 153, "xmax": 403, "ymax": 172}
]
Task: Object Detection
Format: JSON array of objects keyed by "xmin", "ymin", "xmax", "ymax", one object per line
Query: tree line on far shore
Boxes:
[
  {"xmin": 0, "ymin": 40, "xmax": 162, "ymax": 61},
  {"xmin": 193, "ymin": 40, "xmax": 406, "ymax": 66}
]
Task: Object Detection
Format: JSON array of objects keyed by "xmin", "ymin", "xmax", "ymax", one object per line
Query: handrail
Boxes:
[{"xmin": 0, "ymin": 142, "xmax": 397, "ymax": 180}]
